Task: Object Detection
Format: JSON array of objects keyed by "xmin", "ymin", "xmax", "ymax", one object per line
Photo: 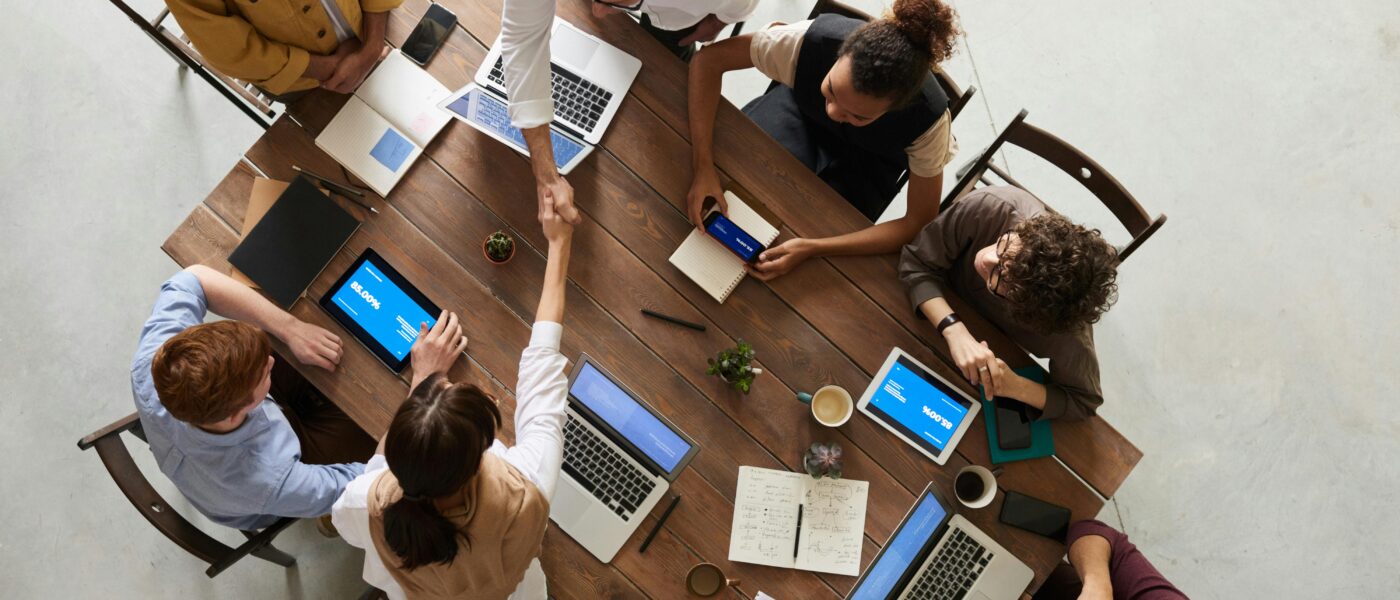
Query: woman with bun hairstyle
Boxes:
[
  {"xmin": 687, "ymin": 0, "xmax": 962, "ymax": 281},
  {"xmin": 332, "ymin": 209, "xmax": 575, "ymax": 599}
]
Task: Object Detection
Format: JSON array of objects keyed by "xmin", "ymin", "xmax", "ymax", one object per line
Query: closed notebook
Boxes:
[
  {"xmin": 668, "ymin": 191, "xmax": 780, "ymax": 303},
  {"xmin": 315, "ymin": 50, "xmax": 451, "ymax": 197},
  {"xmin": 981, "ymin": 366, "xmax": 1055, "ymax": 464},
  {"xmin": 228, "ymin": 175, "xmax": 360, "ymax": 308}
]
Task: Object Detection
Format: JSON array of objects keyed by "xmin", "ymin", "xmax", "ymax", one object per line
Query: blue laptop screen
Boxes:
[
  {"xmin": 865, "ymin": 356, "xmax": 973, "ymax": 454},
  {"xmin": 848, "ymin": 491, "xmax": 947, "ymax": 600},
  {"xmin": 443, "ymin": 89, "xmax": 586, "ymax": 170},
  {"xmin": 570, "ymin": 362, "xmax": 692, "ymax": 474},
  {"xmin": 327, "ymin": 259, "xmax": 437, "ymax": 362}
]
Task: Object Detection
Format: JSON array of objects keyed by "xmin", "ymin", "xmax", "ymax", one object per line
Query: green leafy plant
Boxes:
[
  {"xmin": 484, "ymin": 231, "xmax": 515, "ymax": 263},
  {"xmin": 803, "ymin": 442, "xmax": 844, "ymax": 479},
  {"xmin": 706, "ymin": 340, "xmax": 761, "ymax": 394}
]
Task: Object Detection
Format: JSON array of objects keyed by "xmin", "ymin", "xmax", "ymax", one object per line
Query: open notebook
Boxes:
[
  {"xmin": 668, "ymin": 191, "xmax": 780, "ymax": 303},
  {"xmin": 316, "ymin": 50, "xmax": 451, "ymax": 197},
  {"xmin": 728, "ymin": 466, "xmax": 868, "ymax": 577}
]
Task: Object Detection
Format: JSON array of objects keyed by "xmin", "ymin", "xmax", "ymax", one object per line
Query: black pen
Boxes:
[
  {"xmin": 638, "ymin": 495, "xmax": 681, "ymax": 554},
  {"xmin": 293, "ymin": 165, "xmax": 373, "ymax": 201},
  {"xmin": 641, "ymin": 309, "xmax": 706, "ymax": 331},
  {"xmin": 793, "ymin": 503, "xmax": 803, "ymax": 559}
]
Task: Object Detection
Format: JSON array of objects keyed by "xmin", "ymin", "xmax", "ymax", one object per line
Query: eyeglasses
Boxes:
[
  {"xmin": 592, "ymin": 0, "xmax": 644, "ymax": 10},
  {"xmin": 988, "ymin": 234, "xmax": 1012, "ymax": 299}
]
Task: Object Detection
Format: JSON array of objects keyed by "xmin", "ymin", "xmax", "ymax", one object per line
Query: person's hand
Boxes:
[
  {"xmin": 541, "ymin": 203, "xmax": 574, "ymax": 245},
  {"xmin": 410, "ymin": 310, "xmax": 467, "ymax": 385},
  {"xmin": 323, "ymin": 43, "xmax": 385, "ymax": 94},
  {"xmin": 748, "ymin": 238, "xmax": 812, "ymax": 281},
  {"xmin": 947, "ymin": 331, "xmax": 1002, "ymax": 396},
  {"xmin": 687, "ymin": 165, "xmax": 725, "ymax": 228},
  {"xmin": 304, "ymin": 40, "xmax": 358, "ymax": 81},
  {"xmin": 282, "ymin": 320, "xmax": 343, "ymax": 371},
  {"xmin": 537, "ymin": 173, "xmax": 581, "ymax": 225},
  {"xmin": 679, "ymin": 14, "xmax": 728, "ymax": 46}
]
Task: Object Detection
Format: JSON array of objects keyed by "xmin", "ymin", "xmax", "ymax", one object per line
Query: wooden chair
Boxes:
[
  {"xmin": 105, "ymin": 0, "xmax": 278, "ymax": 129},
  {"xmin": 941, "ymin": 109, "xmax": 1167, "ymax": 262},
  {"xmin": 77, "ymin": 413, "xmax": 298, "ymax": 577}
]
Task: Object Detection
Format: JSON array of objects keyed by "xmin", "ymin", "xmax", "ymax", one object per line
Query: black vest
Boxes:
[{"xmin": 792, "ymin": 14, "xmax": 949, "ymax": 169}]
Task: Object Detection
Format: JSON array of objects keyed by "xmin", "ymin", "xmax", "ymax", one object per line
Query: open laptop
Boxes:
[
  {"xmin": 551, "ymin": 354, "xmax": 699, "ymax": 563},
  {"xmin": 846, "ymin": 483, "xmax": 1032, "ymax": 600}
]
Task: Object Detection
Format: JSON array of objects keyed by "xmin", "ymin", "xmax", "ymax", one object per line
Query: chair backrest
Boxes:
[
  {"xmin": 941, "ymin": 109, "xmax": 1167, "ymax": 262},
  {"xmin": 806, "ymin": 0, "xmax": 976, "ymax": 120},
  {"xmin": 77, "ymin": 413, "xmax": 296, "ymax": 578}
]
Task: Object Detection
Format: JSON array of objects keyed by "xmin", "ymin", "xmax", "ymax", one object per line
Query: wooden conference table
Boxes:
[{"xmin": 161, "ymin": 0, "xmax": 1141, "ymax": 597}]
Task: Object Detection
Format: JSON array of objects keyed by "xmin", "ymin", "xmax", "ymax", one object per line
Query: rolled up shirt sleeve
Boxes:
[
  {"xmin": 165, "ymin": 0, "xmax": 311, "ymax": 95},
  {"xmin": 500, "ymin": 0, "xmax": 557, "ymax": 128},
  {"xmin": 748, "ymin": 21, "xmax": 810, "ymax": 88}
]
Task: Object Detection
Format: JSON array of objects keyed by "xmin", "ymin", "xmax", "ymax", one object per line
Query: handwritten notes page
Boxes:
[{"xmin": 728, "ymin": 466, "xmax": 869, "ymax": 576}]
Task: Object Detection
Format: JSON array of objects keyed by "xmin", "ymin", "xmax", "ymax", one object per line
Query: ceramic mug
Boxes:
[
  {"xmin": 686, "ymin": 562, "xmax": 740, "ymax": 597},
  {"xmin": 796, "ymin": 385, "xmax": 854, "ymax": 427},
  {"xmin": 954, "ymin": 465, "xmax": 997, "ymax": 509}
]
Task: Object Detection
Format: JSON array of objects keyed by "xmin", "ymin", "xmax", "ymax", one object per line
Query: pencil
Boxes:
[
  {"xmin": 641, "ymin": 309, "xmax": 706, "ymax": 332},
  {"xmin": 638, "ymin": 495, "xmax": 681, "ymax": 554},
  {"xmin": 292, "ymin": 166, "xmax": 379, "ymax": 214}
]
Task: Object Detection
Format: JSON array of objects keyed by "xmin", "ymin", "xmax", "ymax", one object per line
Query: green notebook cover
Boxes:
[{"xmin": 981, "ymin": 366, "xmax": 1054, "ymax": 464}]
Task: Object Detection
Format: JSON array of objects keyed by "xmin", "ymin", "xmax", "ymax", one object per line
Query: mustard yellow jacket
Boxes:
[{"xmin": 165, "ymin": 0, "xmax": 402, "ymax": 94}]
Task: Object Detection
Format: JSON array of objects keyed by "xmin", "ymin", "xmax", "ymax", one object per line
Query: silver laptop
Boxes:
[
  {"xmin": 475, "ymin": 17, "xmax": 640, "ymax": 145},
  {"xmin": 846, "ymin": 483, "xmax": 1033, "ymax": 600},
  {"xmin": 550, "ymin": 354, "xmax": 699, "ymax": 563}
]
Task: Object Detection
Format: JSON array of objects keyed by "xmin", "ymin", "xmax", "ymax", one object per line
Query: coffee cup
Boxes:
[
  {"xmin": 954, "ymin": 465, "xmax": 997, "ymax": 509},
  {"xmin": 796, "ymin": 385, "xmax": 854, "ymax": 427},
  {"xmin": 686, "ymin": 562, "xmax": 740, "ymax": 597}
]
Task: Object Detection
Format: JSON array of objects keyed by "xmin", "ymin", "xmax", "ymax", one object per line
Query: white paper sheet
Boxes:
[{"xmin": 728, "ymin": 466, "xmax": 868, "ymax": 576}]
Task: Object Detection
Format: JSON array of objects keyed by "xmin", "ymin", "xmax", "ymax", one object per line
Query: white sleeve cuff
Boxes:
[
  {"xmin": 509, "ymin": 98, "xmax": 556, "ymax": 130},
  {"xmin": 529, "ymin": 321, "xmax": 563, "ymax": 350}
]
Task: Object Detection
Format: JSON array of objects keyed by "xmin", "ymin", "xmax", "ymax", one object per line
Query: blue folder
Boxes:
[{"xmin": 980, "ymin": 366, "xmax": 1055, "ymax": 464}]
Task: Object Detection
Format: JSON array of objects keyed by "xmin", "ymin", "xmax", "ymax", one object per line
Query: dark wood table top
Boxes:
[{"xmin": 161, "ymin": 1, "xmax": 1140, "ymax": 597}]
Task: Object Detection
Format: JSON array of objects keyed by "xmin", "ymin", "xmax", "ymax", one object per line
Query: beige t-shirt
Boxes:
[{"xmin": 749, "ymin": 20, "xmax": 958, "ymax": 178}]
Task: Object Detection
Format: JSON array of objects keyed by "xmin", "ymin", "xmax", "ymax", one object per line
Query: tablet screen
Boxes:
[
  {"xmin": 321, "ymin": 250, "xmax": 440, "ymax": 371},
  {"xmin": 443, "ymin": 88, "xmax": 585, "ymax": 170},
  {"xmin": 864, "ymin": 355, "xmax": 973, "ymax": 454}
]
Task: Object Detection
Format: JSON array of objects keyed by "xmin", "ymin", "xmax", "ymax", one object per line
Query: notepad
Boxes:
[
  {"xmin": 668, "ymin": 191, "xmax": 780, "ymax": 303},
  {"xmin": 227, "ymin": 176, "xmax": 360, "ymax": 308},
  {"xmin": 728, "ymin": 466, "xmax": 868, "ymax": 577},
  {"xmin": 315, "ymin": 50, "xmax": 451, "ymax": 197}
]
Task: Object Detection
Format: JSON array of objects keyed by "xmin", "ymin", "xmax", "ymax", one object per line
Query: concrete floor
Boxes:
[{"xmin": 3, "ymin": 0, "xmax": 1398, "ymax": 598}]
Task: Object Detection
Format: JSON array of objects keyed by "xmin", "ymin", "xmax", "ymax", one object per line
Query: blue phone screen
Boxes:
[{"xmin": 705, "ymin": 211, "xmax": 764, "ymax": 262}]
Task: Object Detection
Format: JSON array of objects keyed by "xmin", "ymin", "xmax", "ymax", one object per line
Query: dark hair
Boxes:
[
  {"xmin": 381, "ymin": 375, "xmax": 501, "ymax": 570},
  {"xmin": 838, "ymin": 0, "xmax": 961, "ymax": 107},
  {"xmin": 152, "ymin": 321, "xmax": 270, "ymax": 424},
  {"xmin": 1001, "ymin": 214, "xmax": 1120, "ymax": 335}
]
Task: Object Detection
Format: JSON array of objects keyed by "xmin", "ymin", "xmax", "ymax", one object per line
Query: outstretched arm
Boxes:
[
  {"xmin": 183, "ymin": 265, "xmax": 342, "ymax": 371},
  {"xmin": 686, "ymin": 35, "xmax": 756, "ymax": 228}
]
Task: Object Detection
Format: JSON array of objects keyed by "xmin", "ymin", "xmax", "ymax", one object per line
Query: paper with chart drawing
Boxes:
[
  {"xmin": 728, "ymin": 466, "xmax": 868, "ymax": 576},
  {"xmin": 668, "ymin": 191, "xmax": 781, "ymax": 303}
]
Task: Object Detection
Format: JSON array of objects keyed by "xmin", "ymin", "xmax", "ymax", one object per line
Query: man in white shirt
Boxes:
[{"xmin": 591, "ymin": 0, "xmax": 758, "ymax": 60}]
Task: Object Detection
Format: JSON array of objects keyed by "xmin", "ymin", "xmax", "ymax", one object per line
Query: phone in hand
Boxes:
[
  {"xmin": 999, "ymin": 491, "xmax": 1071, "ymax": 541},
  {"xmin": 402, "ymin": 3, "xmax": 457, "ymax": 66},
  {"xmin": 702, "ymin": 201, "xmax": 767, "ymax": 263},
  {"xmin": 994, "ymin": 397, "xmax": 1032, "ymax": 450}
]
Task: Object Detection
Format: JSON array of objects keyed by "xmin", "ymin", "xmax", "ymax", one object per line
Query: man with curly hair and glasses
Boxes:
[{"xmin": 899, "ymin": 186, "xmax": 1120, "ymax": 420}]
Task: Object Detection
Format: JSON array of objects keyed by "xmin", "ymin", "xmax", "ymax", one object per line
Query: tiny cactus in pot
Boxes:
[
  {"xmin": 706, "ymin": 340, "xmax": 761, "ymax": 394},
  {"xmin": 803, "ymin": 442, "xmax": 844, "ymax": 479},
  {"xmin": 483, "ymin": 231, "xmax": 515, "ymax": 264}
]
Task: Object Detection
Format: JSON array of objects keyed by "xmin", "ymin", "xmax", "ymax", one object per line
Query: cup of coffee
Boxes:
[
  {"xmin": 797, "ymin": 385, "xmax": 854, "ymax": 427},
  {"xmin": 686, "ymin": 563, "xmax": 740, "ymax": 597},
  {"xmin": 954, "ymin": 465, "xmax": 997, "ymax": 509}
]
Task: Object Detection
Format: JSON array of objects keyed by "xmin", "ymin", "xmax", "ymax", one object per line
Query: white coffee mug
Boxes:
[
  {"xmin": 797, "ymin": 385, "xmax": 854, "ymax": 427},
  {"xmin": 954, "ymin": 465, "xmax": 997, "ymax": 509}
]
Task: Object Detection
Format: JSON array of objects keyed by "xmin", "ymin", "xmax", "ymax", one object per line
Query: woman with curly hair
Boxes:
[
  {"xmin": 687, "ymin": 0, "xmax": 962, "ymax": 281},
  {"xmin": 899, "ymin": 186, "xmax": 1121, "ymax": 420}
]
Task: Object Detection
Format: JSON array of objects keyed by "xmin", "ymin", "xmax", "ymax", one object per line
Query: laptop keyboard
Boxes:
[
  {"xmin": 904, "ymin": 528, "xmax": 992, "ymax": 600},
  {"xmin": 561, "ymin": 413, "xmax": 656, "ymax": 521},
  {"xmin": 488, "ymin": 57, "xmax": 612, "ymax": 134}
]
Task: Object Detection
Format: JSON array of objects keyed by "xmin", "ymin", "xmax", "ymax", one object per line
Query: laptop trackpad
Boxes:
[
  {"xmin": 551, "ymin": 25, "xmax": 600, "ymax": 71},
  {"xmin": 550, "ymin": 480, "xmax": 592, "ymax": 528}
]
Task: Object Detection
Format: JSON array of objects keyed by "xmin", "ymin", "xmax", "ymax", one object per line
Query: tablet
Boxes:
[
  {"xmin": 857, "ymin": 348, "xmax": 981, "ymax": 465},
  {"xmin": 319, "ymin": 249, "xmax": 440, "ymax": 372},
  {"xmin": 439, "ymin": 83, "xmax": 593, "ymax": 175}
]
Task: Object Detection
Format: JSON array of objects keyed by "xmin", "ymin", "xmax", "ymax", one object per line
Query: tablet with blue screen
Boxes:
[
  {"xmin": 319, "ymin": 249, "xmax": 441, "ymax": 372},
  {"xmin": 857, "ymin": 348, "xmax": 981, "ymax": 465},
  {"xmin": 439, "ymin": 83, "xmax": 594, "ymax": 175}
]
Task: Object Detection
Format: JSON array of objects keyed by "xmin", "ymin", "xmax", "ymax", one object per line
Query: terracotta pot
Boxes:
[{"xmin": 483, "ymin": 237, "xmax": 515, "ymax": 265}]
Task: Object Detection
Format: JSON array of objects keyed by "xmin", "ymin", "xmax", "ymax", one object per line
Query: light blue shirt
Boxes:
[{"xmin": 130, "ymin": 271, "xmax": 363, "ymax": 531}]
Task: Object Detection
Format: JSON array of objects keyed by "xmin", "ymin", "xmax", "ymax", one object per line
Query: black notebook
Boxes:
[{"xmin": 228, "ymin": 175, "xmax": 360, "ymax": 308}]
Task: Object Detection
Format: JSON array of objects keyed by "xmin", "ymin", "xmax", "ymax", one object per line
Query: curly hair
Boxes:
[
  {"xmin": 1000, "ymin": 214, "xmax": 1120, "ymax": 335},
  {"xmin": 839, "ymin": 0, "xmax": 961, "ymax": 107}
]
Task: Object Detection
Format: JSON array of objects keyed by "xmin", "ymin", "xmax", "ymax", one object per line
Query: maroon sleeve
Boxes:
[{"xmin": 1066, "ymin": 520, "xmax": 1189, "ymax": 600}]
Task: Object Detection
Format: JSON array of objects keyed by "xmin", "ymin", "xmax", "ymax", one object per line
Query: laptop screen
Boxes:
[
  {"xmin": 570, "ymin": 362, "xmax": 693, "ymax": 475},
  {"xmin": 442, "ymin": 88, "xmax": 586, "ymax": 170},
  {"xmin": 846, "ymin": 489, "xmax": 948, "ymax": 600}
]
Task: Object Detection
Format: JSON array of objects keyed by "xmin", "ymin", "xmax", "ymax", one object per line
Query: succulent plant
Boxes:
[
  {"xmin": 803, "ymin": 442, "xmax": 844, "ymax": 479},
  {"xmin": 706, "ymin": 340, "xmax": 761, "ymax": 394},
  {"xmin": 485, "ymin": 231, "xmax": 515, "ymax": 262}
]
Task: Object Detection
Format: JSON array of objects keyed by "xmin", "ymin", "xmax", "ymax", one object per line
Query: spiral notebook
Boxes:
[{"xmin": 668, "ymin": 191, "xmax": 780, "ymax": 303}]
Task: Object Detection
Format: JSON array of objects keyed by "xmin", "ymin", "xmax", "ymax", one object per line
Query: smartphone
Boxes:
[
  {"xmin": 999, "ymin": 491, "xmax": 1071, "ymax": 541},
  {"xmin": 994, "ymin": 397, "xmax": 1032, "ymax": 450},
  {"xmin": 703, "ymin": 206, "xmax": 767, "ymax": 263},
  {"xmin": 402, "ymin": 3, "xmax": 457, "ymax": 66}
]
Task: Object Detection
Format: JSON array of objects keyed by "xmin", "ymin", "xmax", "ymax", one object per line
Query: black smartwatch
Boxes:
[{"xmin": 935, "ymin": 313, "xmax": 961, "ymax": 335}]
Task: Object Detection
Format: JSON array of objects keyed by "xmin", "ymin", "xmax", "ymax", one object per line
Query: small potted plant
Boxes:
[
  {"xmin": 803, "ymin": 442, "xmax": 844, "ymax": 479},
  {"xmin": 483, "ymin": 230, "xmax": 515, "ymax": 265},
  {"xmin": 706, "ymin": 340, "xmax": 762, "ymax": 394}
]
